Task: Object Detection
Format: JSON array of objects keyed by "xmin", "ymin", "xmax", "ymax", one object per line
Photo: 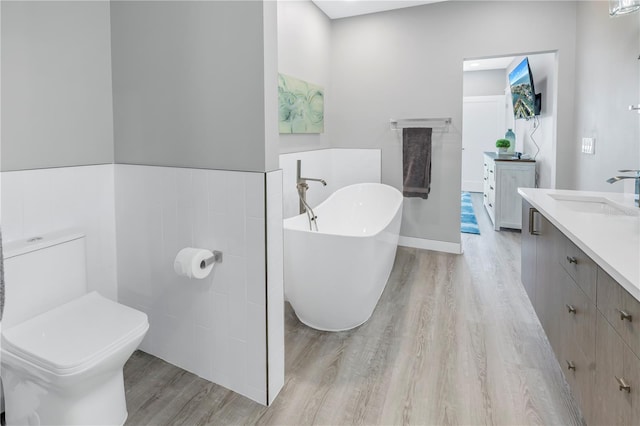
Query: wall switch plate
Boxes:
[{"xmin": 581, "ymin": 137, "xmax": 595, "ymax": 154}]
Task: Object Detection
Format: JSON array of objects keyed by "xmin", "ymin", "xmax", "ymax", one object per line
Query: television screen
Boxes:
[{"xmin": 509, "ymin": 57, "xmax": 539, "ymax": 119}]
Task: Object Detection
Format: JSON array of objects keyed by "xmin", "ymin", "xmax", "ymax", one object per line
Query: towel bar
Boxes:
[{"xmin": 390, "ymin": 117, "xmax": 452, "ymax": 130}]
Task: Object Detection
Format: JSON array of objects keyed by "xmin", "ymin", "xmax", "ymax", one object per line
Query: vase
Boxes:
[{"xmin": 505, "ymin": 129, "xmax": 516, "ymax": 154}]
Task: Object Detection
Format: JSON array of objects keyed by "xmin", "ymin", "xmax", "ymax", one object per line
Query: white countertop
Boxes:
[{"xmin": 518, "ymin": 188, "xmax": 640, "ymax": 301}]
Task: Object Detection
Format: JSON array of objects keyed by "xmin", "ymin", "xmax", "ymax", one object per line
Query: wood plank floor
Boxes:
[{"xmin": 123, "ymin": 193, "xmax": 584, "ymax": 425}]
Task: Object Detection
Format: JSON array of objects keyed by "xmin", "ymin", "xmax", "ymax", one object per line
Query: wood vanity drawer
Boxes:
[
  {"xmin": 560, "ymin": 270, "xmax": 597, "ymax": 362},
  {"xmin": 561, "ymin": 337, "xmax": 594, "ymax": 425},
  {"xmin": 560, "ymin": 238, "xmax": 596, "ymax": 301},
  {"xmin": 593, "ymin": 313, "xmax": 640, "ymax": 425},
  {"xmin": 598, "ymin": 267, "xmax": 640, "ymax": 358},
  {"xmin": 558, "ymin": 269, "xmax": 596, "ymax": 425}
]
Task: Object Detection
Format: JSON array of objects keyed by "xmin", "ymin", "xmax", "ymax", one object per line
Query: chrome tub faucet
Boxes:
[
  {"xmin": 296, "ymin": 159, "xmax": 327, "ymax": 214},
  {"xmin": 607, "ymin": 169, "xmax": 640, "ymax": 207}
]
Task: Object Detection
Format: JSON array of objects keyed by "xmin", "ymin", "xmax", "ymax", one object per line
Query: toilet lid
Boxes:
[{"xmin": 1, "ymin": 292, "xmax": 149, "ymax": 375}]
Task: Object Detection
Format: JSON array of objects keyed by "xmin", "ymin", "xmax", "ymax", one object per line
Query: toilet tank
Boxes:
[{"xmin": 2, "ymin": 230, "xmax": 88, "ymax": 329}]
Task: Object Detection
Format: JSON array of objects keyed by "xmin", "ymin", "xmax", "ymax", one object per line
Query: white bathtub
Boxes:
[{"xmin": 284, "ymin": 183, "xmax": 403, "ymax": 331}]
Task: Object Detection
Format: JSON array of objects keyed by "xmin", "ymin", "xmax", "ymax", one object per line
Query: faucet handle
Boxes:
[{"xmin": 618, "ymin": 169, "xmax": 640, "ymax": 175}]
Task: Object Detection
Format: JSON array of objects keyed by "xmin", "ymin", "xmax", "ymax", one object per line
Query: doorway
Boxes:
[
  {"xmin": 461, "ymin": 52, "xmax": 558, "ymax": 236},
  {"xmin": 461, "ymin": 56, "xmax": 515, "ymax": 194},
  {"xmin": 462, "ymin": 95, "xmax": 507, "ymax": 192},
  {"xmin": 460, "ymin": 56, "xmax": 515, "ymax": 237}
]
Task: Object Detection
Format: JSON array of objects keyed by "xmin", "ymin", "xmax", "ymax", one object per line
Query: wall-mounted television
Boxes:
[{"xmin": 508, "ymin": 57, "xmax": 541, "ymax": 119}]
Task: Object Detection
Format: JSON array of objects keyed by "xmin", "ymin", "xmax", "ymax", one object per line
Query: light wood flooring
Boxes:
[{"xmin": 123, "ymin": 193, "xmax": 583, "ymax": 425}]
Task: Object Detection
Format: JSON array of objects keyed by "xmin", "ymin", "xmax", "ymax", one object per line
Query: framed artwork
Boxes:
[{"xmin": 278, "ymin": 73, "xmax": 324, "ymax": 134}]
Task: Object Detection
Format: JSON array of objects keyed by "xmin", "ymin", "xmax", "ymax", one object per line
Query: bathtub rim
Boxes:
[{"xmin": 283, "ymin": 182, "xmax": 403, "ymax": 238}]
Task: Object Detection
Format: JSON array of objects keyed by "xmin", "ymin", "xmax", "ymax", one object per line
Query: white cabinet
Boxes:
[{"xmin": 483, "ymin": 152, "xmax": 535, "ymax": 230}]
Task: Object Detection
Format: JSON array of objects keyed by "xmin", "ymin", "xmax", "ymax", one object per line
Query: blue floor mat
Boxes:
[{"xmin": 461, "ymin": 192, "xmax": 480, "ymax": 235}]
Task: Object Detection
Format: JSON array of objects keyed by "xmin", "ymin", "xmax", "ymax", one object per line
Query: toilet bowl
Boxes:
[{"xmin": 0, "ymin": 230, "xmax": 149, "ymax": 425}]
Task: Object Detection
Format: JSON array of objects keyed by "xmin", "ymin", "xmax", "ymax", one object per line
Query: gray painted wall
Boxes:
[
  {"xmin": 277, "ymin": 0, "xmax": 332, "ymax": 154},
  {"xmin": 262, "ymin": 0, "xmax": 280, "ymax": 172},
  {"xmin": 111, "ymin": 1, "xmax": 276, "ymax": 172},
  {"xmin": 572, "ymin": 0, "xmax": 639, "ymax": 192},
  {"xmin": 330, "ymin": 1, "xmax": 577, "ymax": 244},
  {"xmin": 1, "ymin": 1, "xmax": 114, "ymax": 171},
  {"xmin": 463, "ymin": 70, "xmax": 506, "ymax": 97}
]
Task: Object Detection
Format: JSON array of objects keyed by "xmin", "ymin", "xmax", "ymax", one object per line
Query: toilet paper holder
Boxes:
[{"xmin": 200, "ymin": 250, "xmax": 223, "ymax": 269}]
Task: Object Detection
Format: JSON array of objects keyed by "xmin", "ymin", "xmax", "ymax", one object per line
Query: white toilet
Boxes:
[{"xmin": 1, "ymin": 230, "xmax": 149, "ymax": 425}]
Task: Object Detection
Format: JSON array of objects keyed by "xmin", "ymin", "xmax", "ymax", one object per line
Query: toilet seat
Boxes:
[{"xmin": 2, "ymin": 292, "xmax": 148, "ymax": 376}]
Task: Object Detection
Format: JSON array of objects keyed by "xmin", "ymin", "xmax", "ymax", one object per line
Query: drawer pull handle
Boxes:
[
  {"xmin": 566, "ymin": 304, "xmax": 577, "ymax": 314},
  {"xmin": 618, "ymin": 309, "xmax": 633, "ymax": 322},
  {"xmin": 529, "ymin": 208, "xmax": 540, "ymax": 236},
  {"xmin": 490, "ymin": 186, "xmax": 494, "ymax": 190},
  {"xmin": 616, "ymin": 376, "xmax": 631, "ymax": 393},
  {"xmin": 489, "ymin": 203, "xmax": 493, "ymax": 207},
  {"xmin": 566, "ymin": 360, "xmax": 576, "ymax": 371},
  {"xmin": 490, "ymin": 170, "xmax": 494, "ymax": 173},
  {"xmin": 566, "ymin": 256, "xmax": 578, "ymax": 265}
]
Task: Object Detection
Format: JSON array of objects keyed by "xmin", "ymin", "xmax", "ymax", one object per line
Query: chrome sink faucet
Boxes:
[
  {"xmin": 607, "ymin": 169, "xmax": 640, "ymax": 207},
  {"xmin": 296, "ymin": 159, "xmax": 327, "ymax": 215}
]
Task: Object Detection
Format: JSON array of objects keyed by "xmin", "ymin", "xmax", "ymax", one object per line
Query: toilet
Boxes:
[{"xmin": 1, "ymin": 230, "xmax": 149, "ymax": 425}]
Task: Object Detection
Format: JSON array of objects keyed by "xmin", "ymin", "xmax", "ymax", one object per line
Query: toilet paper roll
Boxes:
[{"xmin": 173, "ymin": 248, "xmax": 214, "ymax": 279}]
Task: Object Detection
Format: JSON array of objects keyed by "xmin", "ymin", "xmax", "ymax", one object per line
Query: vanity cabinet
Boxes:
[
  {"xmin": 521, "ymin": 200, "xmax": 563, "ymax": 341},
  {"xmin": 597, "ymin": 268, "xmax": 640, "ymax": 358},
  {"xmin": 593, "ymin": 268, "xmax": 640, "ymax": 425},
  {"xmin": 522, "ymin": 200, "xmax": 640, "ymax": 425},
  {"xmin": 561, "ymin": 238, "xmax": 597, "ymax": 302},
  {"xmin": 483, "ymin": 152, "xmax": 535, "ymax": 231},
  {"xmin": 593, "ymin": 313, "xmax": 640, "ymax": 425},
  {"xmin": 520, "ymin": 200, "xmax": 537, "ymax": 302}
]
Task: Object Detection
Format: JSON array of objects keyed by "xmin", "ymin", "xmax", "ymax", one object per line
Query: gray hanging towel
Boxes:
[
  {"xmin": 402, "ymin": 127, "xmax": 433, "ymax": 199},
  {"xmin": 1, "ymin": 228, "xmax": 4, "ymax": 321}
]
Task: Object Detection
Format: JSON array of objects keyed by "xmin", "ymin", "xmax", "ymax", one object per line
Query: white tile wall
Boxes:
[
  {"xmin": 1, "ymin": 163, "xmax": 283, "ymax": 406},
  {"xmin": 0, "ymin": 164, "xmax": 118, "ymax": 301},
  {"xmin": 115, "ymin": 164, "xmax": 283, "ymax": 405},
  {"xmin": 331, "ymin": 149, "xmax": 382, "ymax": 189},
  {"xmin": 279, "ymin": 149, "xmax": 381, "ymax": 218},
  {"xmin": 266, "ymin": 170, "xmax": 284, "ymax": 404}
]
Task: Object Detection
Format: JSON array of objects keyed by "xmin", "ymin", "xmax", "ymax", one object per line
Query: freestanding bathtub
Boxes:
[{"xmin": 284, "ymin": 183, "xmax": 403, "ymax": 331}]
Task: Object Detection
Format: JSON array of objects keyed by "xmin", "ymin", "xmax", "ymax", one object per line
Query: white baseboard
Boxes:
[{"xmin": 398, "ymin": 236, "xmax": 462, "ymax": 254}]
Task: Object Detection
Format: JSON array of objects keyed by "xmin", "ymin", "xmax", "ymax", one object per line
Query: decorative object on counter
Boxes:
[
  {"xmin": 461, "ymin": 192, "xmax": 480, "ymax": 235},
  {"xmin": 278, "ymin": 73, "xmax": 324, "ymax": 134},
  {"xmin": 505, "ymin": 128, "xmax": 516, "ymax": 154},
  {"xmin": 496, "ymin": 138, "xmax": 511, "ymax": 156}
]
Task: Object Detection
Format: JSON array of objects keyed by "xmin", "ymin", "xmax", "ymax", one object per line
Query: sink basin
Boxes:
[{"xmin": 548, "ymin": 194, "xmax": 639, "ymax": 216}]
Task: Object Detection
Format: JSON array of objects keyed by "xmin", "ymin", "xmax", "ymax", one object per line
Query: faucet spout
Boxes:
[
  {"xmin": 301, "ymin": 177, "xmax": 327, "ymax": 186},
  {"xmin": 296, "ymin": 159, "xmax": 328, "ymax": 214},
  {"xmin": 607, "ymin": 170, "xmax": 640, "ymax": 207}
]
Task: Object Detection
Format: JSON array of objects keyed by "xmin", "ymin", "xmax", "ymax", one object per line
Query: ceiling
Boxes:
[
  {"xmin": 463, "ymin": 56, "xmax": 516, "ymax": 72},
  {"xmin": 311, "ymin": 0, "xmax": 446, "ymax": 20},
  {"xmin": 309, "ymin": 1, "xmax": 515, "ymax": 71}
]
